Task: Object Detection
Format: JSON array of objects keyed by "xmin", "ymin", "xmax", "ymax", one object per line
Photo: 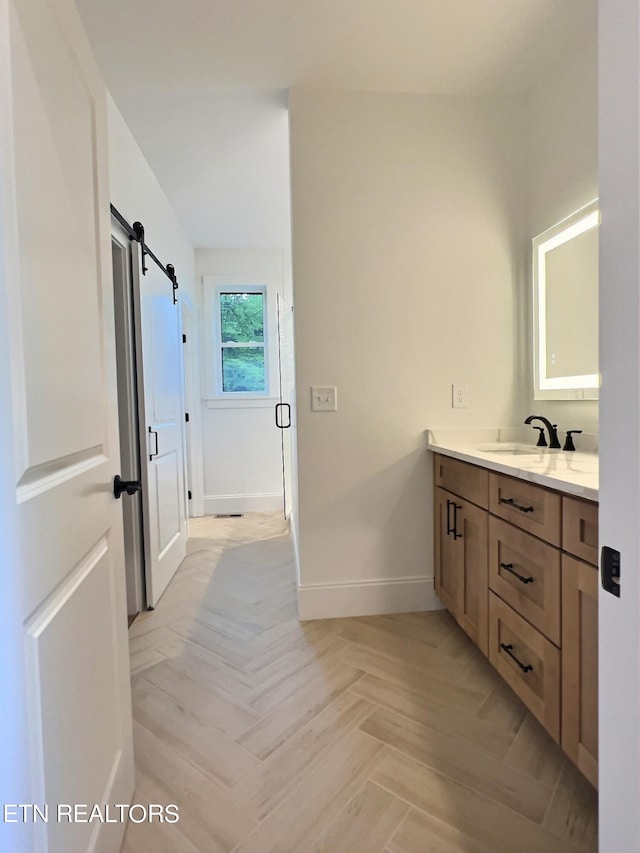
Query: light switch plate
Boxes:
[{"xmin": 311, "ymin": 386, "xmax": 337, "ymax": 412}]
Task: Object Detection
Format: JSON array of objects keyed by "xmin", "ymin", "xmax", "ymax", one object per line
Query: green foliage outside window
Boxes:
[
  {"xmin": 220, "ymin": 293, "xmax": 264, "ymax": 343},
  {"xmin": 219, "ymin": 292, "xmax": 266, "ymax": 393}
]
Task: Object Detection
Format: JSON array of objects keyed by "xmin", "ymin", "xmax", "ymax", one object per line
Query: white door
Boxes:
[
  {"xmin": 3, "ymin": 0, "xmax": 134, "ymax": 851},
  {"xmin": 132, "ymin": 243, "xmax": 187, "ymax": 607},
  {"xmin": 276, "ymin": 294, "xmax": 296, "ymax": 519},
  {"xmin": 599, "ymin": 2, "xmax": 640, "ymax": 850}
]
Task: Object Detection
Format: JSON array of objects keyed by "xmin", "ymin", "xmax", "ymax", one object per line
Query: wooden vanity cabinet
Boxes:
[{"xmin": 433, "ymin": 453, "xmax": 599, "ymax": 785}]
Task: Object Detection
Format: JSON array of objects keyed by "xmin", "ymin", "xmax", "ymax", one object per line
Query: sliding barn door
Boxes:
[
  {"xmin": 4, "ymin": 0, "xmax": 134, "ymax": 849},
  {"xmin": 132, "ymin": 243, "xmax": 187, "ymax": 607}
]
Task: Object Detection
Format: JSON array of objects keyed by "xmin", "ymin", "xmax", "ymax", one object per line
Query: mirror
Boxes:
[{"xmin": 533, "ymin": 200, "xmax": 600, "ymax": 400}]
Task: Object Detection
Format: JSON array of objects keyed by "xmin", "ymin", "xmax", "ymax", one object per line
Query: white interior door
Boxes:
[
  {"xmin": 599, "ymin": 2, "xmax": 640, "ymax": 849},
  {"xmin": 3, "ymin": 0, "xmax": 134, "ymax": 850},
  {"xmin": 276, "ymin": 294, "xmax": 296, "ymax": 519},
  {"xmin": 132, "ymin": 243, "xmax": 187, "ymax": 607}
]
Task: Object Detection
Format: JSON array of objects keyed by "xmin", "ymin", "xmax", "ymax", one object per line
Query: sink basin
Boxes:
[{"xmin": 476, "ymin": 443, "xmax": 538, "ymax": 455}]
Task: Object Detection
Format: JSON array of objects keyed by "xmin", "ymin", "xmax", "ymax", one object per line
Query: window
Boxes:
[{"xmin": 217, "ymin": 288, "xmax": 268, "ymax": 395}]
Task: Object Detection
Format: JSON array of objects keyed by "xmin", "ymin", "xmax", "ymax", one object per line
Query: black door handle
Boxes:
[
  {"xmin": 452, "ymin": 502, "xmax": 462, "ymax": 539},
  {"xmin": 275, "ymin": 403, "xmax": 291, "ymax": 429},
  {"xmin": 114, "ymin": 475, "xmax": 142, "ymax": 499},
  {"xmin": 148, "ymin": 427, "xmax": 159, "ymax": 461},
  {"xmin": 446, "ymin": 499, "xmax": 454, "ymax": 536}
]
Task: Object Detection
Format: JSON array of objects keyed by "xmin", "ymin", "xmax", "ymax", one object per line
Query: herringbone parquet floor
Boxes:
[{"xmin": 122, "ymin": 513, "xmax": 598, "ymax": 853}]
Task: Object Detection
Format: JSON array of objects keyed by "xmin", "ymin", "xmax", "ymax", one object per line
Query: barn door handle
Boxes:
[
  {"xmin": 114, "ymin": 475, "xmax": 142, "ymax": 499},
  {"xmin": 148, "ymin": 427, "xmax": 159, "ymax": 461},
  {"xmin": 275, "ymin": 403, "xmax": 291, "ymax": 429}
]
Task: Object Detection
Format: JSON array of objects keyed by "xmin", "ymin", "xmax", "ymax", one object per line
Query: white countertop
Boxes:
[{"xmin": 427, "ymin": 428, "xmax": 599, "ymax": 501}]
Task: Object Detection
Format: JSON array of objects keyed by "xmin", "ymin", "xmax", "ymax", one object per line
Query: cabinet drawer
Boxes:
[
  {"xmin": 434, "ymin": 454, "xmax": 488, "ymax": 509},
  {"xmin": 489, "ymin": 592, "xmax": 560, "ymax": 741},
  {"xmin": 563, "ymin": 496, "xmax": 599, "ymax": 566},
  {"xmin": 489, "ymin": 517, "xmax": 561, "ymax": 646},
  {"xmin": 489, "ymin": 472, "xmax": 561, "ymax": 546}
]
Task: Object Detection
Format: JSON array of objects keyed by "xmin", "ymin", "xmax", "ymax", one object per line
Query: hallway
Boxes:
[{"xmin": 123, "ymin": 514, "xmax": 597, "ymax": 853}]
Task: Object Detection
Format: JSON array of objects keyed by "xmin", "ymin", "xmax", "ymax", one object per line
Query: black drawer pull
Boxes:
[
  {"xmin": 500, "ymin": 497, "xmax": 534, "ymax": 514},
  {"xmin": 500, "ymin": 643, "xmax": 533, "ymax": 673},
  {"xmin": 500, "ymin": 562, "xmax": 534, "ymax": 585}
]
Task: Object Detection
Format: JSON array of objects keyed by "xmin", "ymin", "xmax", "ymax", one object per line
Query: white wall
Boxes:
[
  {"xmin": 196, "ymin": 249, "xmax": 286, "ymax": 515},
  {"xmin": 525, "ymin": 29, "xmax": 599, "ymax": 434},
  {"xmin": 289, "ymin": 89, "xmax": 527, "ymax": 618},
  {"xmin": 107, "ymin": 96, "xmax": 197, "ymax": 307}
]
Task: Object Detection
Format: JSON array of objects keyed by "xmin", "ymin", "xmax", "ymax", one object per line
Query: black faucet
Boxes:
[{"xmin": 524, "ymin": 415, "xmax": 562, "ymax": 449}]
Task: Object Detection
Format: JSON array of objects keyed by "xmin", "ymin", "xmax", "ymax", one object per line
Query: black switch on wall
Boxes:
[{"xmin": 601, "ymin": 546, "xmax": 621, "ymax": 597}]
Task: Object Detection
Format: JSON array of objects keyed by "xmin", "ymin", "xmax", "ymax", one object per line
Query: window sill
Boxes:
[{"xmin": 205, "ymin": 397, "xmax": 279, "ymax": 410}]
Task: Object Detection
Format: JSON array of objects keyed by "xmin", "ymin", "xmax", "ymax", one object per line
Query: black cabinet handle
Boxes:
[
  {"xmin": 446, "ymin": 499, "xmax": 462, "ymax": 539},
  {"xmin": 275, "ymin": 402, "xmax": 291, "ymax": 429},
  {"xmin": 500, "ymin": 562, "xmax": 534, "ymax": 585},
  {"xmin": 500, "ymin": 497, "xmax": 534, "ymax": 514},
  {"xmin": 114, "ymin": 475, "xmax": 142, "ymax": 499},
  {"xmin": 446, "ymin": 499, "xmax": 454, "ymax": 537},
  {"xmin": 148, "ymin": 427, "xmax": 159, "ymax": 461},
  {"xmin": 500, "ymin": 643, "xmax": 533, "ymax": 673},
  {"xmin": 452, "ymin": 502, "xmax": 462, "ymax": 539}
]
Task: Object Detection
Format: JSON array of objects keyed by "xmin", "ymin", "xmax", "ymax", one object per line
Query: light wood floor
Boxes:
[{"xmin": 123, "ymin": 513, "xmax": 598, "ymax": 853}]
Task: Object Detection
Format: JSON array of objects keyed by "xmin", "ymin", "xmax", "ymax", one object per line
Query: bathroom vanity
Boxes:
[{"xmin": 428, "ymin": 432, "xmax": 599, "ymax": 788}]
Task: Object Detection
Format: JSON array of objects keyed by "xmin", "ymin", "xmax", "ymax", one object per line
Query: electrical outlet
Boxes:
[
  {"xmin": 311, "ymin": 386, "xmax": 337, "ymax": 412},
  {"xmin": 452, "ymin": 384, "xmax": 467, "ymax": 409}
]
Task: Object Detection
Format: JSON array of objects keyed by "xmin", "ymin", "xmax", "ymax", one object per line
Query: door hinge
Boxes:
[
  {"xmin": 185, "ymin": 412, "xmax": 190, "ymax": 422},
  {"xmin": 182, "ymin": 333, "xmax": 187, "ymax": 343},
  {"xmin": 188, "ymin": 490, "xmax": 192, "ymax": 500}
]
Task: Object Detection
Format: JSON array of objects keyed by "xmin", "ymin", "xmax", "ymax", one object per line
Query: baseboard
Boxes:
[
  {"xmin": 204, "ymin": 492, "xmax": 282, "ymax": 515},
  {"xmin": 297, "ymin": 576, "xmax": 443, "ymax": 620}
]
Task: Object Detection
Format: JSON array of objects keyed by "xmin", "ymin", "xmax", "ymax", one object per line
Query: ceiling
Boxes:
[{"xmin": 75, "ymin": 0, "xmax": 596, "ymax": 249}]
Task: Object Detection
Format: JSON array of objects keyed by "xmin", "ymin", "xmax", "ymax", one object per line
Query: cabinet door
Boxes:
[
  {"xmin": 457, "ymin": 498, "xmax": 489, "ymax": 655},
  {"xmin": 562, "ymin": 555, "xmax": 598, "ymax": 788},
  {"xmin": 434, "ymin": 487, "xmax": 460, "ymax": 617}
]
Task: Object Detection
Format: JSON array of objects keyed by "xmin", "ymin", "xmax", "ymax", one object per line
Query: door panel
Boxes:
[
  {"xmin": 6, "ymin": 0, "xmax": 134, "ymax": 849},
  {"xmin": 132, "ymin": 245, "xmax": 187, "ymax": 606},
  {"xmin": 155, "ymin": 450, "xmax": 181, "ymax": 552}
]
